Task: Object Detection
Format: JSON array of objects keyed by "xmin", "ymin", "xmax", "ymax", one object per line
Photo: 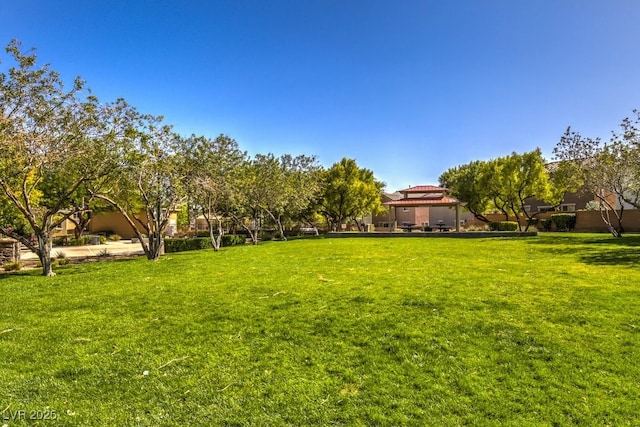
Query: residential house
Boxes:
[{"xmin": 524, "ymin": 192, "xmax": 595, "ymax": 214}]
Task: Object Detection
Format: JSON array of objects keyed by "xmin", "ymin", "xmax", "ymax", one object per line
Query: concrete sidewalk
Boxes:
[{"xmin": 21, "ymin": 240, "xmax": 146, "ymax": 260}]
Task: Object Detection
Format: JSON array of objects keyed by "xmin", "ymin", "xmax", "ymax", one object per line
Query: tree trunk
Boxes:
[
  {"xmin": 251, "ymin": 211, "xmax": 260, "ymax": 245},
  {"xmin": 599, "ymin": 208, "xmax": 623, "ymax": 238},
  {"xmin": 36, "ymin": 232, "xmax": 55, "ymax": 277},
  {"xmin": 70, "ymin": 213, "xmax": 92, "ymax": 240},
  {"xmin": 208, "ymin": 217, "xmax": 223, "ymax": 252},
  {"xmin": 594, "ymin": 194, "xmax": 624, "ymax": 238},
  {"xmin": 260, "ymin": 208, "xmax": 287, "ymax": 241},
  {"xmin": 145, "ymin": 232, "xmax": 163, "ymax": 260},
  {"xmin": 276, "ymin": 219, "xmax": 286, "ymax": 241},
  {"xmin": 245, "ymin": 225, "xmax": 259, "ymax": 245},
  {"xmin": 209, "ymin": 227, "xmax": 221, "ymax": 251},
  {"xmin": 470, "ymin": 211, "xmax": 490, "ymax": 223}
]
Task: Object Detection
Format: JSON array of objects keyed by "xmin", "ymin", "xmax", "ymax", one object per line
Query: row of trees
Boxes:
[
  {"xmin": 0, "ymin": 41, "xmax": 385, "ymax": 276},
  {"xmin": 440, "ymin": 110, "xmax": 640, "ymax": 237},
  {"xmin": 439, "ymin": 149, "xmax": 578, "ymax": 231}
]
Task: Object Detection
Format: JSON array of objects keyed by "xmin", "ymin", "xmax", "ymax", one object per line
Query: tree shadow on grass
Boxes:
[
  {"xmin": 530, "ymin": 234, "xmax": 640, "ymax": 247},
  {"xmin": 577, "ymin": 247, "xmax": 640, "ymax": 266},
  {"xmin": 0, "ymin": 255, "xmax": 144, "ymax": 280},
  {"xmin": 528, "ymin": 234, "xmax": 640, "ymax": 267},
  {"xmin": 0, "ymin": 270, "xmax": 39, "ymax": 280}
]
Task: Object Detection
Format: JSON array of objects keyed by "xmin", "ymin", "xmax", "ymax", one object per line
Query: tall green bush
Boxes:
[
  {"xmin": 540, "ymin": 218, "xmax": 553, "ymax": 232},
  {"xmin": 551, "ymin": 214, "xmax": 576, "ymax": 231}
]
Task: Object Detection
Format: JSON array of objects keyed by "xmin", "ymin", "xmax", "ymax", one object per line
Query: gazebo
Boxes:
[{"xmin": 383, "ymin": 185, "xmax": 463, "ymax": 232}]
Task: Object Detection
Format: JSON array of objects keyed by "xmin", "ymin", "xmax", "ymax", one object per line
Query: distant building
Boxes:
[{"xmin": 373, "ymin": 185, "xmax": 472, "ymax": 231}]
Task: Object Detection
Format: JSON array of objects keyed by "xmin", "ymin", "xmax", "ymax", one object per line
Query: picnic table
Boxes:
[{"xmin": 434, "ymin": 221, "xmax": 450, "ymax": 232}]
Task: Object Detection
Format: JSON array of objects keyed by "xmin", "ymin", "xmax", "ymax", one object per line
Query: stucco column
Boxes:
[{"xmin": 455, "ymin": 203, "xmax": 460, "ymax": 232}]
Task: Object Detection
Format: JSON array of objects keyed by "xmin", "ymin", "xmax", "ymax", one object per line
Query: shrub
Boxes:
[
  {"xmin": 109, "ymin": 234, "xmax": 121, "ymax": 242},
  {"xmin": 165, "ymin": 235, "xmax": 246, "ymax": 253},
  {"xmin": 221, "ymin": 234, "xmax": 246, "ymax": 247},
  {"xmin": 488, "ymin": 221, "xmax": 519, "ymax": 231},
  {"xmin": 551, "ymin": 214, "xmax": 576, "ymax": 231},
  {"xmin": 165, "ymin": 238, "xmax": 212, "ymax": 253},
  {"xmin": 3, "ymin": 261, "xmax": 22, "ymax": 272},
  {"xmin": 540, "ymin": 218, "xmax": 553, "ymax": 232},
  {"xmin": 52, "ymin": 236, "xmax": 68, "ymax": 246},
  {"xmin": 70, "ymin": 237, "xmax": 87, "ymax": 246}
]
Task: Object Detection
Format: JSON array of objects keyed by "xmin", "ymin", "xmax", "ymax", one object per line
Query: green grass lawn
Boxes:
[{"xmin": 1, "ymin": 234, "xmax": 639, "ymax": 426}]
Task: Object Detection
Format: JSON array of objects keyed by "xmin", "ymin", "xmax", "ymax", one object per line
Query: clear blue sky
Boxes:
[{"xmin": 2, "ymin": 1, "xmax": 640, "ymax": 191}]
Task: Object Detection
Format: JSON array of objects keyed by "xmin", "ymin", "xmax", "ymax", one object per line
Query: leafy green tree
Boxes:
[
  {"xmin": 442, "ymin": 150, "xmax": 569, "ymax": 231},
  {"xmin": 0, "ymin": 40, "xmax": 117, "ymax": 275},
  {"xmin": 249, "ymin": 153, "xmax": 285, "ymax": 240},
  {"xmin": 320, "ymin": 158, "xmax": 385, "ymax": 231},
  {"xmin": 479, "ymin": 158, "xmax": 511, "ymax": 221},
  {"xmin": 280, "ymin": 154, "xmax": 324, "ymax": 235},
  {"xmin": 231, "ymin": 156, "xmax": 266, "ymax": 245},
  {"xmin": 493, "ymin": 150, "xmax": 561, "ymax": 231},
  {"xmin": 439, "ymin": 161, "xmax": 491, "ymax": 223},
  {"xmin": 249, "ymin": 153, "xmax": 322, "ymax": 241},
  {"xmin": 91, "ymin": 105, "xmax": 185, "ymax": 260},
  {"xmin": 182, "ymin": 134, "xmax": 246, "ymax": 251}
]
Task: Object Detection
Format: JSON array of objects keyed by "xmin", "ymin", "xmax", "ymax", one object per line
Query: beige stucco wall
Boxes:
[
  {"xmin": 89, "ymin": 211, "xmax": 178, "ymax": 238},
  {"xmin": 574, "ymin": 210, "xmax": 640, "ymax": 232}
]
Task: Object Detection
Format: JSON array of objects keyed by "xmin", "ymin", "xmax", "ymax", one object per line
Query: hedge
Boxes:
[
  {"xmin": 488, "ymin": 221, "xmax": 519, "ymax": 231},
  {"xmin": 540, "ymin": 218, "xmax": 553, "ymax": 232},
  {"xmin": 550, "ymin": 214, "xmax": 576, "ymax": 231},
  {"xmin": 164, "ymin": 234, "xmax": 245, "ymax": 253},
  {"xmin": 221, "ymin": 234, "xmax": 246, "ymax": 247}
]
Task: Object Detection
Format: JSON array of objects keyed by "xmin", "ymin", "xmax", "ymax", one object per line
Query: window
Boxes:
[
  {"xmin": 523, "ymin": 205, "xmax": 531, "ymax": 212},
  {"xmin": 378, "ymin": 222, "xmax": 390, "ymax": 228},
  {"xmin": 537, "ymin": 205, "xmax": 554, "ymax": 213},
  {"xmin": 561, "ymin": 204, "xmax": 576, "ymax": 212}
]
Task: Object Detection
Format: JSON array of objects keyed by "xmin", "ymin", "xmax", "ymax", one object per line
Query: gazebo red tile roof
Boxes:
[
  {"xmin": 398, "ymin": 185, "xmax": 449, "ymax": 193},
  {"xmin": 384, "ymin": 196, "xmax": 460, "ymax": 206}
]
